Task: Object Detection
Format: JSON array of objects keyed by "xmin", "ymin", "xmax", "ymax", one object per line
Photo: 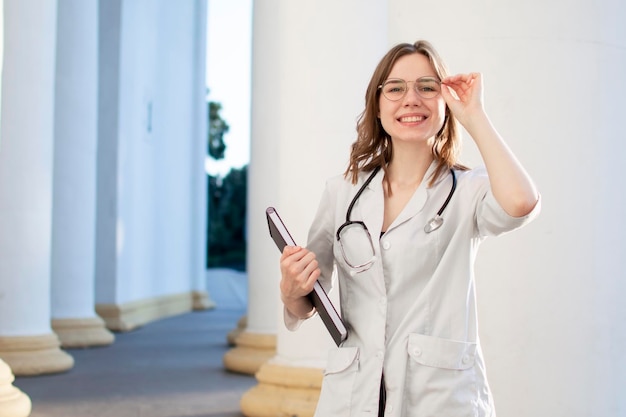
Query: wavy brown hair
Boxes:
[{"xmin": 345, "ymin": 40, "xmax": 468, "ymax": 186}]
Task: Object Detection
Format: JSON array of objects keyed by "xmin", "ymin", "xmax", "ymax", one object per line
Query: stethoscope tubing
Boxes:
[{"xmin": 339, "ymin": 166, "xmax": 456, "ymax": 237}]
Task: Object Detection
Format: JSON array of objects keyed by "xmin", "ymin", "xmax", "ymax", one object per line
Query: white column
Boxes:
[
  {"xmin": 0, "ymin": 0, "xmax": 73, "ymax": 375},
  {"xmin": 240, "ymin": 1, "xmax": 387, "ymax": 415},
  {"xmin": 189, "ymin": 0, "xmax": 215, "ymax": 311},
  {"xmin": 50, "ymin": 0, "xmax": 114, "ymax": 348},
  {"xmin": 95, "ymin": 1, "xmax": 213, "ymax": 331},
  {"xmin": 0, "ymin": 1, "xmax": 33, "ymax": 415},
  {"xmin": 389, "ymin": 0, "xmax": 626, "ymax": 416}
]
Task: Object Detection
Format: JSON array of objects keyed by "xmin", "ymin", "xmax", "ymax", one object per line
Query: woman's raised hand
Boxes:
[{"xmin": 440, "ymin": 72, "xmax": 485, "ymax": 128}]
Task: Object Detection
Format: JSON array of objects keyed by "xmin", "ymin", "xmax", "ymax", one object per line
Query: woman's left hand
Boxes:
[{"xmin": 440, "ymin": 72, "xmax": 485, "ymax": 128}]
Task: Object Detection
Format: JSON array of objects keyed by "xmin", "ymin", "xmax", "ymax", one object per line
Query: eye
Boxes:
[
  {"xmin": 419, "ymin": 85, "xmax": 436, "ymax": 92},
  {"xmin": 417, "ymin": 80, "xmax": 441, "ymax": 94},
  {"xmin": 417, "ymin": 78, "xmax": 441, "ymax": 92},
  {"xmin": 384, "ymin": 81, "xmax": 406, "ymax": 94}
]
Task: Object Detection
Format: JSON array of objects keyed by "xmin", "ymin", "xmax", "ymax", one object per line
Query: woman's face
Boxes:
[{"xmin": 378, "ymin": 53, "xmax": 446, "ymax": 148}]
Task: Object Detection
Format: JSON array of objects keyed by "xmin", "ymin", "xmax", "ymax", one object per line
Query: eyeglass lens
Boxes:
[
  {"xmin": 380, "ymin": 77, "xmax": 441, "ymax": 101},
  {"xmin": 337, "ymin": 222, "xmax": 376, "ymax": 271}
]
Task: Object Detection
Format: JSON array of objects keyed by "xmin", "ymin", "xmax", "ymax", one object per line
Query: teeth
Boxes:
[{"xmin": 399, "ymin": 116, "xmax": 425, "ymax": 122}]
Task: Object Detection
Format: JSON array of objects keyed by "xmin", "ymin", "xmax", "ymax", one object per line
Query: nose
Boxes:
[{"xmin": 402, "ymin": 81, "xmax": 422, "ymax": 105}]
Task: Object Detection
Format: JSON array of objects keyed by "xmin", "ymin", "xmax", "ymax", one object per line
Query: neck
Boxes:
[{"xmin": 386, "ymin": 141, "xmax": 434, "ymax": 188}]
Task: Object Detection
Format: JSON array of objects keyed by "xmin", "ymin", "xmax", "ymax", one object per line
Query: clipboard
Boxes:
[{"xmin": 266, "ymin": 206, "xmax": 347, "ymax": 346}]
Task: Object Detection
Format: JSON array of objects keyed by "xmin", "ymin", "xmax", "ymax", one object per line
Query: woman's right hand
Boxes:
[{"xmin": 279, "ymin": 246, "xmax": 320, "ymax": 318}]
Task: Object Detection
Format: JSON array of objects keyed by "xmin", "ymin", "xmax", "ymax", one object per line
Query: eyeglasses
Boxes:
[{"xmin": 378, "ymin": 77, "xmax": 441, "ymax": 101}]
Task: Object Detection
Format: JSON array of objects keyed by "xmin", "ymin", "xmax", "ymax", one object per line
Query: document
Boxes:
[{"xmin": 266, "ymin": 207, "xmax": 348, "ymax": 346}]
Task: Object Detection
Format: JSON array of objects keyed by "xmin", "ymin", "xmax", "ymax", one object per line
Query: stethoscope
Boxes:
[{"xmin": 338, "ymin": 165, "xmax": 457, "ymax": 235}]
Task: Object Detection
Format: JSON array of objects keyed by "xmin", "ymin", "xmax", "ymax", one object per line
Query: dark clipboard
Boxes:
[{"xmin": 265, "ymin": 206, "xmax": 347, "ymax": 346}]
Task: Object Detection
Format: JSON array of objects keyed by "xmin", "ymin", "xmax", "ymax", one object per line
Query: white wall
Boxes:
[{"xmin": 388, "ymin": 0, "xmax": 626, "ymax": 415}]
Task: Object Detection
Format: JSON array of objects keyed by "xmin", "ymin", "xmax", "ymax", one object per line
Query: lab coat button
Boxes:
[
  {"xmin": 462, "ymin": 354, "xmax": 471, "ymax": 364},
  {"xmin": 413, "ymin": 348, "xmax": 422, "ymax": 357},
  {"xmin": 382, "ymin": 241, "xmax": 391, "ymax": 250}
]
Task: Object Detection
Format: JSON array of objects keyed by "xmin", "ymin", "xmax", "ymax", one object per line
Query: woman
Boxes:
[{"xmin": 279, "ymin": 40, "xmax": 540, "ymax": 416}]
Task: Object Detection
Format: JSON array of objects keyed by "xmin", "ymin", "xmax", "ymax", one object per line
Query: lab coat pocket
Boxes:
[
  {"xmin": 405, "ymin": 333, "xmax": 491, "ymax": 417},
  {"xmin": 315, "ymin": 346, "xmax": 360, "ymax": 416}
]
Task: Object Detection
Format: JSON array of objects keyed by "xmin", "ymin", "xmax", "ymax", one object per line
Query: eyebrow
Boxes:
[
  {"xmin": 416, "ymin": 76, "xmax": 441, "ymax": 82},
  {"xmin": 385, "ymin": 76, "xmax": 441, "ymax": 82}
]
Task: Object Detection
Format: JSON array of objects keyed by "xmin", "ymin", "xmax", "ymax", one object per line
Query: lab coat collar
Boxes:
[{"xmin": 354, "ymin": 161, "xmax": 441, "ymax": 235}]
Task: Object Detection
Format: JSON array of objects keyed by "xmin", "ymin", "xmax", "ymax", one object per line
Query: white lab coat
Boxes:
[{"xmin": 284, "ymin": 162, "xmax": 541, "ymax": 416}]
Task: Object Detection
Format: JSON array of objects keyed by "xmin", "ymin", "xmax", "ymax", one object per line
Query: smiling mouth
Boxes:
[{"xmin": 398, "ymin": 115, "xmax": 426, "ymax": 123}]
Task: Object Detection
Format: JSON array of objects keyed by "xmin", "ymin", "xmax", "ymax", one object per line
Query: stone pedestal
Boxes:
[
  {"xmin": 223, "ymin": 332, "xmax": 276, "ymax": 375},
  {"xmin": 192, "ymin": 290, "xmax": 216, "ymax": 311},
  {"xmin": 241, "ymin": 362, "xmax": 323, "ymax": 417},
  {"xmin": 0, "ymin": 334, "xmax": 74, "ymax": 376},
  {"xmin": 51, "ymin": 317, "xmax": 115, "ymax": 349},
  {"xmin": 227, "ymin": 315, "xmax": 247, "ymax": 346},
  {"xmin": 0, "ymin": 359, "xmax": 31, "ymax": 417}
]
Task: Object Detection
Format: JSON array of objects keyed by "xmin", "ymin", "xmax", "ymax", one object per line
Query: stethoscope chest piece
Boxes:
[{"xmin": 424, "ymin": 215, "xmax": 444, "ymax": 233}]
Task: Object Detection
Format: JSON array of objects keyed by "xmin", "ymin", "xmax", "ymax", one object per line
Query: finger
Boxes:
[
  {"xmin": 282, "ymin": 246, "xmax": 313, "ymax": 265},
  {"xmin": 282, "ymin": 250, "xmax": 316, "ymax": 280},
  {"xmin": 443, "ymin": 72, "xmax": 475, "ymax": 84},
  {"xmin": 306, "ymin": 267, "xmax": 321, "ymax": 287},
  {"xmin": 301, "ymin": 256, "xmax": 319, "ymax": 281},
  {"xmin": 440, "ymin": 83, "xmax": 460, "ymax": 103},
  {"xmin": 282, "ymin": 256, "xmax": 319, "ymax": 296},
  {"xmin": 442, "ymin": 75, "xmax": 475, "ymax": 97},
  {"xmin": 281, "ymin": 245, "xmax": 301, "ymax": 258},
  {"xmin": 298, "ymin": 262, "xmax": 320, "ymax": 294},
  {"xmin": 444, "ymin": 82, "xmax": 473, "ymax": 103},
  {"xmin": 442, "ymin": 74, "xmax": 466, "ymax": 86}
]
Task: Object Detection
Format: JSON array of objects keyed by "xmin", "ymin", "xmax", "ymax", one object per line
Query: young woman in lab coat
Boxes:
[{"xmin": 279, "ymin": 40, "xmax": 540, "ymax": 416}]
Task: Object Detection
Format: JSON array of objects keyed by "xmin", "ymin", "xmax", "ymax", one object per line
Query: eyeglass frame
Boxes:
[{"xmin": 377, "ymin": 76, "xmax": 442, "ymax": 101}]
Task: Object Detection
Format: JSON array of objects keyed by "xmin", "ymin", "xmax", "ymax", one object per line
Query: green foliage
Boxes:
[
  {"xmin": 208, "ymin": 101, "xmax": 229, "ymax": 160},
  {"xmin": 207, "ymin": 165, "xmax": 247, "ymax": 270}
]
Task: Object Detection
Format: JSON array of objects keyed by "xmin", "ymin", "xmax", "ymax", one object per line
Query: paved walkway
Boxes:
[{"xmin": 13, "ymin": 269, "xmax": 255, "ymax": 417}]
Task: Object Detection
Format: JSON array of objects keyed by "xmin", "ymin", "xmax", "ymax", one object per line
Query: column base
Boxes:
[
  {"xmin": 0, "ymin": 333, "xmax": 74, "ymax": 376},
  {"xmin": 51, "ymin": 316, "xmax": 115, "ymax": 348},
  {"xmin": 191, "ymin": 290, "xmax": 216, "ymax": 311},
  {"xmin": 223, "ymin": 331, "xmax": 276, "ymax": 375},
  {"xmin": 0, "ymin": 359, "xmax": 32, "ymax": 417},
  {"xmin": 96, "ymin": 292, "xmax": 194, "ymax": 332},
  {"xmin": 227, "ymin": 315, "xmax": 247, "ymax": 346},
  {"xmin": 241, "ymin": 361, "xmax": 323, "ymax": 417}
]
